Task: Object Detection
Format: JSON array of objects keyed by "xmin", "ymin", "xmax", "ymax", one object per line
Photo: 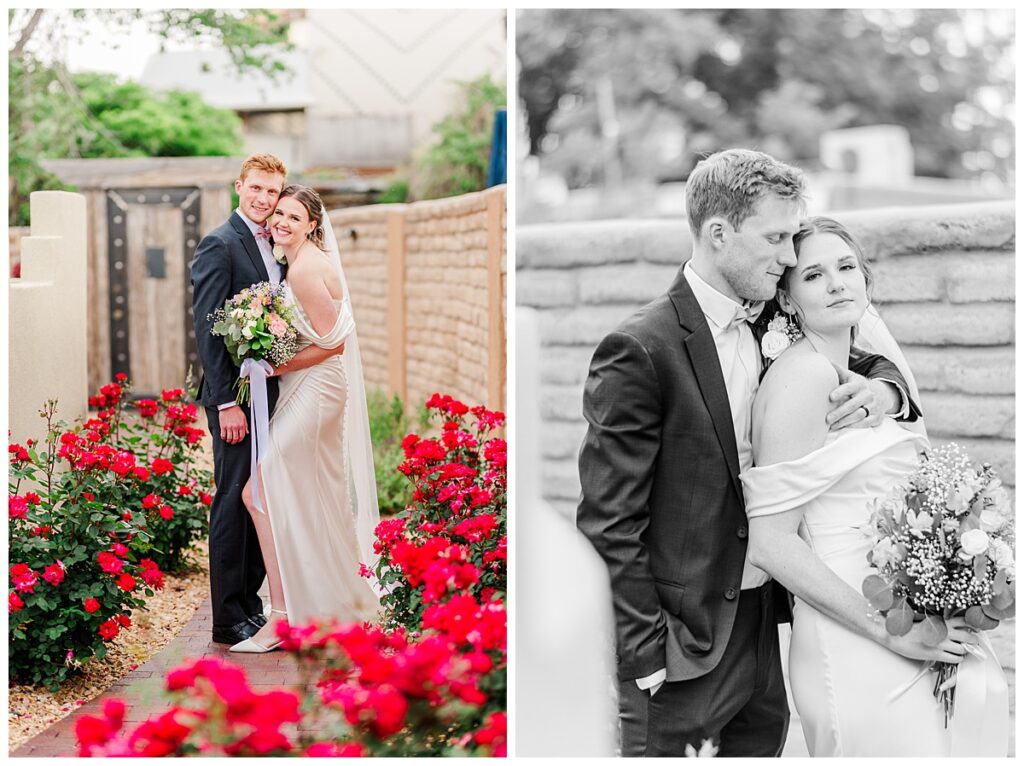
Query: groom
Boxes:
[
  {"xmin": 191, "ymin": 153, "xmax": 340, "ymax": 645},
  {"xmin": 576, "ymin": 149, "xmax": 919, "ymax": 756}
]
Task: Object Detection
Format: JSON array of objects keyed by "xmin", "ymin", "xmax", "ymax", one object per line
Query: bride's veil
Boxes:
[{"xmin": 321, "ymin": 209, "xmax": 381, "ymax": 570}]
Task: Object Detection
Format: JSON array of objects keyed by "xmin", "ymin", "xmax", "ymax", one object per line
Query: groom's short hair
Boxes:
[
  {"xmin": 239, "ymin": 153, "xmax": 288, "ymax": 183},
  {"xmin": 685, "ymin": 149, "xmax": 805, "ymax": 240}
]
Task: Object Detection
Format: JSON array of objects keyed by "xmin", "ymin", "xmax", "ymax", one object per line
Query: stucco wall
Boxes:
[
  {"xmin": 9, "ymin": 192, "xmax": 89, "ymax": 444},
  {"xmin": 518, "ymin": 201, "xmax": 1015, "ymax": 518},
  {"xmin": 332, "ymin": 185, "xmax": 507, "ymax": 413}
]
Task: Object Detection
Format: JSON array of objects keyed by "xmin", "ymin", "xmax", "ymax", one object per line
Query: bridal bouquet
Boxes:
[
  {"xmin": 208, "ymin": 282, "xmax": 299, "ymax": 405},
  {"xmin": 860, "ymin": 443, "xmax": 1015, "ymax": 724}
]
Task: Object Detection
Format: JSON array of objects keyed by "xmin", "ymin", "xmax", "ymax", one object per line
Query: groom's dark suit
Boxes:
[
  {"xmin": 577, "ymin": 265, "xmax": 916, "ymax": 756},
  {"xmin": 191, "ymin": 212, "xmax": 284, "ymax": 631}
]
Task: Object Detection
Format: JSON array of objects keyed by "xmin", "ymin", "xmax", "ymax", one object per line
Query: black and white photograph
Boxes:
[{"xmin": 516, "ymin": 8, "xmax": 1014, "ymax": 758}]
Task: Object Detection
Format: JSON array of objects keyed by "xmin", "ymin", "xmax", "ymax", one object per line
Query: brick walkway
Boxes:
[{"xmin": 12, "ymin": 599, "xmax": 304, "ymax": 757}]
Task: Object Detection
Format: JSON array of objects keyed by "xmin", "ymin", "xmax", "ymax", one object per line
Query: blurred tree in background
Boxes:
[
  {"xmin": 518, "ymin": 9, "xmax": 1013, "ymax": 188},
  {"xmin": 8, "ymin": 9, "xmax": 290, "ymax": 224},
  {"xmin": 414, "ymin": 74, "xmax": 508, "ymax": 200}
]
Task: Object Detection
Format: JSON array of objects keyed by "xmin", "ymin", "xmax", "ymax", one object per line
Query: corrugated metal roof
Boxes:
[{"xmin": 140, "ymin": 48, "xmax": 312, "ymax": 112}]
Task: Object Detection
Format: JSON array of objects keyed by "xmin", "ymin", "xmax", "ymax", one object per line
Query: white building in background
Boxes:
[{"xmin": 140, "ymin": 8, "xmax": 506, "ymax": 173}]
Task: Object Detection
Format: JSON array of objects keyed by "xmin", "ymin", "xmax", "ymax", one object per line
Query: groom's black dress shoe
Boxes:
[
  {"xmin": 212, "ymin": 619, "xmax": 260, "ymax": 645},
  {"xmin": 247, "ymin": 613, "xmax": 267, "ymax": 628}
]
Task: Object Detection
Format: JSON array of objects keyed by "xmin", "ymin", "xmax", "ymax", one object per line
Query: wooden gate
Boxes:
[{"xmin": 105, "ymin": 187, "xmax": 202, "ymax": 397}]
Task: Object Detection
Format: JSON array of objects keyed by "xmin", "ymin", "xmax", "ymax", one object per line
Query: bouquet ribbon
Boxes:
[
  {"xmin": 239, "ymin": 358, "xmax": 274, "ymax": 514},
  {"xmin": 950, "ymin": 638, "xmax": 1009, "ymax": 756},
  {"xmin": 886, "ymin": 636, "xmax": 1008, "ymax": 754}
]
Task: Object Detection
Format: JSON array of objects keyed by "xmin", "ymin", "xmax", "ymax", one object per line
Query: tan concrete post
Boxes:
[
  {"xmin": 9, "ymin": 191, "xmax": 89, "ymax": 443},
  {"xmin": 385, "ymin": 208, "xmax": 407, "ymax": 402},
  {"xmin": 486, "ymin": 187, "xmax": 506, "ymax": 410}
]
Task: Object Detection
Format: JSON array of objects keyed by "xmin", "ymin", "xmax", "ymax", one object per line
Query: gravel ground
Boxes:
[{"xmin": 7, "ymin": 545, "xmax": 210, "ymax": 751}]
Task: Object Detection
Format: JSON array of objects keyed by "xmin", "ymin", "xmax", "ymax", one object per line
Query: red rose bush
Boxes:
[
  {"xmin": 8, "ymin": 376, "xmax": 212, "ymax": 689},
  {"xmin": 72, "ymin": 394, "xmax": 507, "ymax": 756}
]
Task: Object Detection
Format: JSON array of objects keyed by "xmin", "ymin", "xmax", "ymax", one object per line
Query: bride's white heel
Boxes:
[{"xmin": 229, "ymin": 609, "xmax": 289, "ymax": 653}]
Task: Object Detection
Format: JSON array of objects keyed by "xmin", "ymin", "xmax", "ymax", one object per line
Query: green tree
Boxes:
[
  {"xmin": 415, "ymin": 74, "xmax": 507, "ymax": 200},
  {"xmin": 8, "ymin": 9, "xmax": 291, "ymax": 224},
  {"xmin": 517, "ymin": 9, "xmax": 1013, "ymax": 185}
]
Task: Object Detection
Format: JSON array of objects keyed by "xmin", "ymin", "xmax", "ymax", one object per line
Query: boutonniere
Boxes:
[
  {"xmin": 272, "ymin": 245, "xmax": 287, "ymax": 265},
  {"xmin": 761, "ymin": 312, "xmax": 803, "ymax": 360}
]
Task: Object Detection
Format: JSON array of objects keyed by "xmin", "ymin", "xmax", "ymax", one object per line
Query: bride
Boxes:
[
  {"xmin": 740, "ymin": 217, "xmax": 1008, "ymax": 756},
  {"xmin": 231, "ymin": 184, "xmax": 381, "ymax": 652}
]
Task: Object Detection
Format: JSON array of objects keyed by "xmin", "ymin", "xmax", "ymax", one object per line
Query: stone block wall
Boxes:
[
  {"xmin": 332, "ymin": 185, "xmax": 506, "ymax": 414},
  {"xmin": 518, "ymin": 202, "xmax": 1015, "ymax": 517}
]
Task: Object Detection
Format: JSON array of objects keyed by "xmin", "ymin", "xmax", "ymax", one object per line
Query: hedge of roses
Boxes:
[
  {"xmin": 73, "ymin": 394, "xmax": 507, "ymax": 757},
  {"xmin": 9, "ymin": 376, "xmax": 213, "ymax": 689}
]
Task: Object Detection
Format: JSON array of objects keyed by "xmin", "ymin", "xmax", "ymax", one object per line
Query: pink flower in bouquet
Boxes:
[{"xmin": 267, "ymin": 313, "xmax": 288, "ymax": 338}]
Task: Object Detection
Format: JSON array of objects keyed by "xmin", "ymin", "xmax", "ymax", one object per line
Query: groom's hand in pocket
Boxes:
[{"xmin": 220, "ymin": 406, "xmax": 249, "ymax": 445}]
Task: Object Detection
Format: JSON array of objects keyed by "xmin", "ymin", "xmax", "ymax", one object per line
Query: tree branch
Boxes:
[{"xmin": 11, "ymin": 9, "xmax": 45, "ymax": 58}]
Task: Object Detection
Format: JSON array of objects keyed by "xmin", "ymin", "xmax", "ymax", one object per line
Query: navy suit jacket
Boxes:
[{"xmin": 190, "ymin": 212, "xmax": 284, "ymax": 409}]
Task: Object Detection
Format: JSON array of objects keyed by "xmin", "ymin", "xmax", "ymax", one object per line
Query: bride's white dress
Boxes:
[
  {"xmin": 740, "ymin": 419, "xmax": 1008, "ymax": 757},
  {"xmin": 258, "ymin": 283, "xmax": 380, "ymax": 625}
]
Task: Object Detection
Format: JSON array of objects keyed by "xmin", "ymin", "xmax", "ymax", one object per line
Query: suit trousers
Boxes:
[
  {"xmin": 619, "ymin": 582, "xmax": 789, "ymax": 757},
  {"xmin": 205, "ymin": 405, "xmax": 267, "ymax": 627}
]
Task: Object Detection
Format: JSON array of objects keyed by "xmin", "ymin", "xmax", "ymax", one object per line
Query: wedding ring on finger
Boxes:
[{"xmin": 860, "ymin": 405, "xmax": 870, "ymax": 419}]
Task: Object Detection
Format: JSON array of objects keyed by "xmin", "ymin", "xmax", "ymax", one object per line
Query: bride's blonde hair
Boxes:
[{"xmin": 279, "ymin": 184, "xmax": 327, "ymax": 250}]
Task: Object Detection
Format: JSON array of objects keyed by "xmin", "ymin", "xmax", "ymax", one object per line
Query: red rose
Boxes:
[
  {"xmin": 159, "ymin": 505, "xmax": 174, "ymax": 521},
  {"xmin": 133, "ymin": 466, "xmax": 150, "ymax": 482},
  {"xmin": 199, "ymin": 492, "xmax": 213, "ymax": 506},
  {"xmin": 116, "ymin": 614, "xmax": 131, "ymax": 628},
  {"xmin": 9, "ymin": 591, "xmax": 24, "ymax": 613},
  {"xmin": 142, "ymin": 493, "xmax": 160, "ymax": 509},
  {"xmin": 116, "ymin": 573, "xmax": 136, "ymax": 592},
  {"xmin": 111, "ymin": 543, "xmax": 128, "ymax": 557},
  {"xmin": 138, "ymin": 559, "xmax": 165, "ymax": 590},
  {"xmin": 97, "ymin": 551, "xmax": 123, "ymax": 574},
  {"xmin": 115, "ymin": 373, "xmax": 128, "ymax": 382},
  {"xmin": 98, "ymin": 619, "xmax": 119, "ymax": 640},
  {"xmin": 8, "ymin": 495, "xmax": 28, "ymax": 520},
  {"xmin": 84, "ymin": 597, "xmax": 101, "ymax": 613},
  {"xmin": 42, "ymin": 562, "xmax": 65, "ymax": 586},
  {"xmin": 151, "ymin": 458, "xmax": 174, "ymax": 476},
  {"xmin": 24, "ymin": 491, "xmax": 40, "ymax": 505},
  {"xmin": 176, "ymin": 484, "xmax": 192, "ymax": 496},
  {"xmin": 161, "ymin": 388, "xmax": 184, "ymax": 403},
  {"xmin": 134, "ymin": 399, "xmax": 159, "ymax": 418}
]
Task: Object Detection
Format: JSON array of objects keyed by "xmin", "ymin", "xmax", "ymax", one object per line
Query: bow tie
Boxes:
[
  {"xmin": 254, "ymin": 226, "xmax": 271, "ymax": 241},
  {"xmin": 732, "ymin": 301, "xmax": 765, "ymax": 326}
]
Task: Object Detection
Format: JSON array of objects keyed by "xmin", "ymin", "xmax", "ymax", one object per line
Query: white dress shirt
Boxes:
[{"xmin": 683, "ymin": 262, "xmax": 770, "ymax": 590}]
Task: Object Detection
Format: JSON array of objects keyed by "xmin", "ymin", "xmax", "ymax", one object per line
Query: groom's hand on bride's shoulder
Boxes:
[{"xmin": 825, "ymin": 365, "xmax": 884, "ymax": 431}]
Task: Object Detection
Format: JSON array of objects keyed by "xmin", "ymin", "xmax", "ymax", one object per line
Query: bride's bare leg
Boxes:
[{"xmin": 241, "ymin": 471, "xmax": 288, "ymax": 645}]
